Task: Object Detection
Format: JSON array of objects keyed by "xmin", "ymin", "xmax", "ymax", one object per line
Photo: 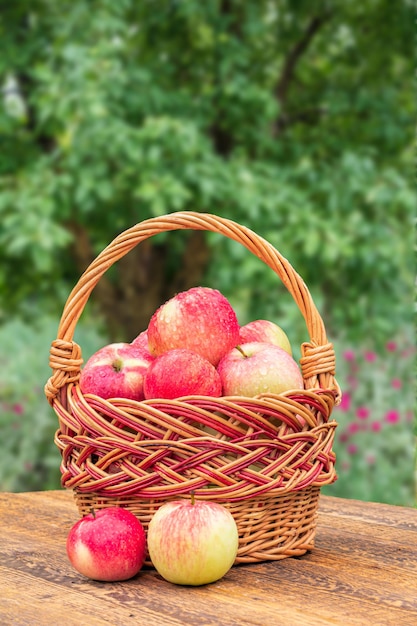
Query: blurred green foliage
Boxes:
[
  {"xmin": 0, "ymin": 317, "xmax": 104, "ymax": 491},
  {"xmin": 0, "ymin": 1, "xmax": 414, "ymax": 500},
  {"xmin": 0, "ymin": 0, "xmax": 413, "ymax": 344}
]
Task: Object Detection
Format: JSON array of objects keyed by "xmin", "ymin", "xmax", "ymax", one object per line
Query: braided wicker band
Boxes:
[{"xmin": 45, "ymin": 212, "xmax": 340, "ymax": 563}]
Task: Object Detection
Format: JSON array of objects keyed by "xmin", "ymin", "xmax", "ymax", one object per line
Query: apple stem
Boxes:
[
  {"xmin": 112, "ymin": 358, "xmax": 123, "ymax": 373},
  {"xmin": 235, "ymin": 344, "xmax": 248, "ymax": 358},
  {"xmin": 90, "ymin": 507, "xmax": 96, "ymax": 518},
  {"xmin": 190, "ymin": 491, "xmax": 195, "ymax": 505}
]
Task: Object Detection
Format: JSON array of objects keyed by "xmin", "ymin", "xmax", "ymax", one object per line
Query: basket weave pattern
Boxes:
[{"xmin": 45, "ymin": 212, "xmax": 340, "ymax": 564}]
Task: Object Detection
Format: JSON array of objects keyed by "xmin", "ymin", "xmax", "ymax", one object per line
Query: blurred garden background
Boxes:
[{"xmin": 0, "ymin": 1, "xmax": 415, "ymax": 506}]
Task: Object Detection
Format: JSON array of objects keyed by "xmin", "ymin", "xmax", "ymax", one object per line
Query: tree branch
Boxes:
[
  {"xmin": 276, "ymin": 13, "xmax": 330, "ymax": 104},
  {"xmin": 274, "ymin": 11, "xmax": 332, "ymax": 134},
  {"xmin": 276, "ymin": 105, "xmax": 328, "ymax": 134}
]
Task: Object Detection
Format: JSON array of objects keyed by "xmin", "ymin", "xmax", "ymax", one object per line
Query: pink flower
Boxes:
[
  {"xmin": 366, "ymin": 453, "xmax": 376, "ymax": 465},
  {"xmin": 343, "ymin": 350, "xmax": 355, "ymax": 362},
  {"xmin": 338, "ymin": 391, "xmax": 351, "ymax": 412},
  {"xmin": 12, "ymin": 403, "xmax": 24, "ymax": 415},
  {"xmin": 347, "ymin": 443, "xmax": 358, "ymax": 455},
  {"xmin": 364, "ymin": 351, "xmax": 377, "ymax": 362},
  {"xmin": 348, "ymin": 423, "xmax": 360, "ymax": 434},
  {"xmin": 356, "ymin": 406, "xmax": 370, "ymax": 420},
  {"xmin": 346, "ymin": 375, "xmax": 359, "ymax": 389},
  {"xmin": 391, "ymin": 378, "xmax": 402, "ymax": 390},
  {"xmin": 339, "ymin": 432, "xmax": 349, "ymax": 443},
  {"xmin": 385, "ymin": 410, "xmax": 400, "ymax": 424},
  {"xmin": 371, "ymin": 421, "xmax": 382, "ymax": 432},
  {"xmin": 386, "ymin": 340, "xmax": 397, "ymax": 352}
]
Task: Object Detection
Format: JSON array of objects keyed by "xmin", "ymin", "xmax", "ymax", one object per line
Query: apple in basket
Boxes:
[
  {"xmin": 143, "ymin": 348, "xmax": 222, "ymax": 399},
  {"xmin": 130, "ymin": 329, "xmax": 150, "ymax": 351},
  {"xmin": 239, "ymin": 319, "xmax": 293, "ymax": 355},
  {"xmin": 147, "ymin": 286, "xmax": 240, "ymax": 366},
  {"xmin": 147, "ymin": 496, "xmax": 239, "ymax": 586},
  {"xmin": 79, "ymin": 342, "xmax": 154, "ymax": 401},
  {"xmin": 66, "ymin": 507, "xmax": 146, "ymax": 581},
  {"xmin": 218, "ymin": 342, "xmax": 304, "ymax": 397}
]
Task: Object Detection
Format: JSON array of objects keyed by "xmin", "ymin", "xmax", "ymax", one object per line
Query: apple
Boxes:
[
  {"xmin": 143, "ymin": 348, "xmax": 222, "ymax": 399},
  {"xmin": 147, "ymin": 496, "xmax": 239, "ymax": 586},
  {"xmin": 217, "ymin": 341, "xmax": 304, "ymax": 397},
  {"xmin": 239, "ymin": 319, "xmax": 293, "ymax": 355},
  {"xmin": 79, "ymin": 342, "xmax": 154, "ymax": 401},
  {"xmin": 66, "ymin": 507, "xmax": 146, "ymax": 582},
  {"xmin": 131, "ymin": 330, "xmax": 150, "ymax": 351},
  {"xmin": 147, "ymin": 287, "xmax": 240, "ymax": 366}
]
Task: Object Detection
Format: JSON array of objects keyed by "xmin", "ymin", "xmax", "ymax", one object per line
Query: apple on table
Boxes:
[
  {"xmin": 66, "ymin": 507, "xmax": 146, "ymax": 582},
  {"xmin": 147, "ymin": 496, "xmax": 239, "ymax": 586}
]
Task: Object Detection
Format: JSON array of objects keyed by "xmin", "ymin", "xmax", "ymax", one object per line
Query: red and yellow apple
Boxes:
[
  {"xmin": 143, "ymin": 348, "xmax": 222, "ymax": 399},
  {"xmin": 147, "ymin": 287, "xmax": 240, "ymax": 366},
  {"xmin": 217, "ymin": 341, "xmax": 304, "ymax": 397},
  {"xmin": 66, "ymin": 507, "xmax": 146, "ymax": 582},
  {"xmin": 239, "ymin": 319, "xmax": 292, "ymax": 355},
  {"xmin": 147, "ymin": 497, "xmax": 239, "ymax": 586},
  {"xmin": 79, "ymin": 342, "xmax": 154, "ymax": 401}
]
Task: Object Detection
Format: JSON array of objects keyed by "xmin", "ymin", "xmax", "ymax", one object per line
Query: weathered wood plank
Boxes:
[{"xmin": 1, "ymin": 491, "xmax": 416, "ymax": 626}]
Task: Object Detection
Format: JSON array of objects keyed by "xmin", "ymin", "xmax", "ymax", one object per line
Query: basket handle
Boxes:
[{"xmin": 45, "ymin": 212, "xmax": 339, "ymax": 402}]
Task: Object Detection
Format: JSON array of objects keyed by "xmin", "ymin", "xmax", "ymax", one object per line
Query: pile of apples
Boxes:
[
  {"xmin": 66, "ymin": 496, "xmax": 239, "ymax": 586},
  {"xmin": 68, "ymin": 287, "xmax": 305, "ymax": 586},
  {"xmin": 80, "ymin": 286, "xmax": 304, "ymax": 401}
]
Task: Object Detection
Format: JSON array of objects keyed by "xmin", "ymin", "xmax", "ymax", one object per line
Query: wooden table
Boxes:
[{"xmin": 1, "ymin": 490, "xmax": 416, "ymax": 625}]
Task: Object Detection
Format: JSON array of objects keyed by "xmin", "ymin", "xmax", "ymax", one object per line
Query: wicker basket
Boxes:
[{"xmin": 45, "ymin": 211, "xmax": 340, "ymax": 564}]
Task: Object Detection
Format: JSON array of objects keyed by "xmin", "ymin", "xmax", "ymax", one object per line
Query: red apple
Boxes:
[
  {"xmin": 147, "ymin": 497, "xmax": 239, "ymax": 586},
  {"xmin": 217, "ymin": 341, "xmax": 304, "ymax": 397},
  {"xmin": 131, "ymin": 330, "xmax": 150, "ymax": 351},
  {"xmin": 239, "ymin": 319, "xmax": 292, "ymax": 355},
  {"xmin": 80, "ymin": 342, "xmax": 154, "ymax": 401},
  {"xmin": 143, "ymin": 348, "xmax": 222, "ymax": 399},
  {"xmin": 66, "ymin": 507, "xmax": 146, "ymax": 582},
  {"xmin": 147, "ymin": 287, "xmax": 240, "ymax": 366}
]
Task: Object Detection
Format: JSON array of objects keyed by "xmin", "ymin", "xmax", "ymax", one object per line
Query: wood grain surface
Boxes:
[{"xmin": 1, "ymin": 490, "xmax": 416, "ymax": 626}]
